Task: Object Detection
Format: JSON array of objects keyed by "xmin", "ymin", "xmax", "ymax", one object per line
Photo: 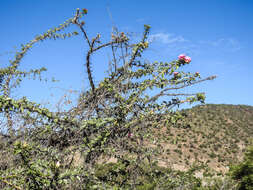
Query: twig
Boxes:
[{"xmin": 0, "ymin": 179, "xmax": 22, "ymax": 190}]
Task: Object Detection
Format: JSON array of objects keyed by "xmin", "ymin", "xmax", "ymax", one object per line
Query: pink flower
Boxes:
[
  {"xmin": 128, "ymin": 132, "xmax": 133, "ymax": 138},
  {"xmin": 184, "ymin": 56, "xmax": 191, "ymax": 63},
  {"xmin": 178, "ymin": 54, "xmax": 186, "ymax": 60},
  {"xmin": 173, "ymin": 72, "xmax": 179, "ymax": 76}
]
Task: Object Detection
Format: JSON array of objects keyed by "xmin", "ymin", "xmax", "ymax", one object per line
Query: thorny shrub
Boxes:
[{"xmin": 0, "ymin": 8, "xmax": 218, "ymax": 189}]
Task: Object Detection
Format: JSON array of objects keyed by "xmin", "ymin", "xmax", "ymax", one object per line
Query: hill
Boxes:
[{"xmin": 145, "ymin": 104, "xmax": 253, "ymax": 175}]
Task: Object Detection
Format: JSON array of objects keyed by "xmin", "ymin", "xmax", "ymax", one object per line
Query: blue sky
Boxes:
[{"xmin": 0, "ymin": 0, "xmax": 253, "ymax": 109}]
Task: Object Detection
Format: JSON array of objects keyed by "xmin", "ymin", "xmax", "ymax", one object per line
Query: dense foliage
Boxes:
[
  {"xmin": 229, "ymin": 142, "xmax": 253, "ymax": 190},
  {"xmin": 0, "ymin": 8, "xmax": 250, "ymax": 189}
]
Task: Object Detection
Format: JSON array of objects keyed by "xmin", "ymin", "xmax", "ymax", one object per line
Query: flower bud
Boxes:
[
  {"xmin": 82, "ymin": 8, "xmax": 88, "ymax": 14},
  {"xmin": 128, "ymin": 132, "xmax": 133, "ymax": 138},
  {"xmin": 23, "ymin": 141, "xmax": 28, "ymax": 148},
  {"xmin": 56, "ymin": 161, "xmax": 60, "ymax": 168},
  {"xmin": 173, "ymin": 72, "xmax": 179, "ymax": 76}
]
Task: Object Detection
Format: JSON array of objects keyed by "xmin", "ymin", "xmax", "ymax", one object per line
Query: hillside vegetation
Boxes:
[
  {"xmin": 146, "ymin": 104, "xmax": 253, "ymax": 175},
  {"xmin": 1, "ymin": 103, "xmax": 252, "ymax": 189}
]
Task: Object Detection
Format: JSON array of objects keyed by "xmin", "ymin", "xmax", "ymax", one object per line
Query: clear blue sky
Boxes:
[{"xmin": 0, "ymin": 0, "xmax": 253, "ymax": 109}]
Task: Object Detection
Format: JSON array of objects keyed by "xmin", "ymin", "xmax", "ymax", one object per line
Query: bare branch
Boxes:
[{"xmin": 162, "ymin": 75, "xmax": 216, "ymax": 93}]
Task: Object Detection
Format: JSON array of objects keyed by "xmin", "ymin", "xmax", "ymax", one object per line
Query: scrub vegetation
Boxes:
[{"xmin": 0, "ymin": 9, "xmax": 252, "ymax": 189}]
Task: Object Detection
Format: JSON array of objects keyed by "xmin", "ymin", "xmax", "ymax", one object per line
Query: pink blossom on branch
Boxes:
[
  {"xmin": 184, "ymin": 56, "xmax": 191, "ymax": 63},
  {"xmin": 178, "ymin": 54, "xmax": 186, "ymax": 60},
  {"xmin": 173, "ymin": 72, "xmax": 179, "ymax": 76},
  {"xmin": 178, "ymin": 54, "xmax": 191, "ymax": 64}
]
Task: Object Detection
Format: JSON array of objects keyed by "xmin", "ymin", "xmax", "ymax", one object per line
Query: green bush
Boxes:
[
  {"xmin": 229, "ymin": 142, "xmax": 253, "ymax": 190},
  {"xmin": 94, "ymin": 161, "xmax": 203, "ymax": 189}
]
